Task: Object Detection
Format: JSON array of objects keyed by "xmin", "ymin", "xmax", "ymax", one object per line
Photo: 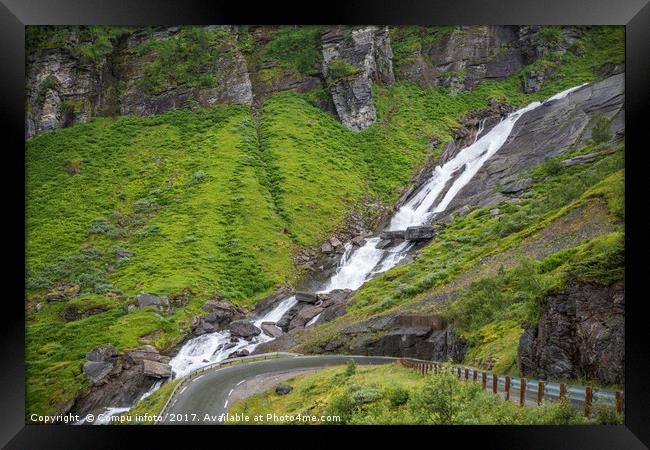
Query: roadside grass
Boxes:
[{"xmin": 227, "ymin": 363, "xmax": 622, "ymax": 424}]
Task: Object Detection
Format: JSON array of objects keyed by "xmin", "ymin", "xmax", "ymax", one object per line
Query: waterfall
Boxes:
[{"xmin": 100, "ymin": 84, "xmax": 586, "ymax": 421}]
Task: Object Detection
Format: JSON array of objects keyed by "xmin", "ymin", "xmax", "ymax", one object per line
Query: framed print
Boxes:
[{"xmin": 2, "ymin": 0, "xmax": 649, "ymax": 448}]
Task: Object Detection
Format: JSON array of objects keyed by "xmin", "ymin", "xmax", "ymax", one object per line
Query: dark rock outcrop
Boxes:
[
  {"xmin": 275, "ymin": 385, "xmax": 293, "ymax": 395},
  {"xmin": 518, "ymin": 281, "xmax": 624, "ymax": 385},
  {"xmin": 60, "ymin": 304, "xmax": 108, "ymax": 322},
  {"xmin": 124, "ymin": 292, "xmax": 171, "ymax": 314},
  {"xmin": 261, "ymin": 322, "xmax": 284, "ymax": 338},
  {"xmin": 73, "ymin": 344, "xmax": 172, "ymax": 417}
]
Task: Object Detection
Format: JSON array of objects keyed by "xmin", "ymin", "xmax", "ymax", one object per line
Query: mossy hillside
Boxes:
[{"xmin": 227, "ymin": 363, "xmax": 622, "ymax": 425}]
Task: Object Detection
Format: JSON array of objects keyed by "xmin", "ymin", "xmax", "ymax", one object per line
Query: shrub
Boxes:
[
  {"xmin": 409, "ymin": 363, "xmax": 458, "ymax": 424},
  {"xmin": 133, "ymin": 199, "xmax": 158, "ymax": 214},
  {"xmin": 326, "ymin": 59, "xmax": 360, "ymax": 83},
  {"xmin": 540, "ymin": 157, "xmax": 563, "ymax": 176},
  {"xmin": 388, "ymin": 387, "xmax": 410, "ymax": 408},
  {"xmin": 191, "ymin": 170, "xmax": 206, "ymax": 184},
  {"xmin": 592, "ymin": 400, "xmax": 623, "ymax": 425},
  {"xmin": 591, "ymin": 114, "xmax": 613, "ymax": 145},
  {"xmin": 345, "ymin": 359, "xmax": 357, "ymax": 377},
  {"xmin": 349, "ymin": 388, "xmax": 382, "ymax": 405},
  {"xmin": 539, "ymin": 398, "xmax": 586, "ymax": 425}
]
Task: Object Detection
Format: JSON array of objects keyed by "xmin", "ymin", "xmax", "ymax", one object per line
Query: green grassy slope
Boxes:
[
  {"xmin": 25, "ymin": 25, "xmax": 624, "ymax": 415},
  {"xmin": 227, "ymin": 363, "xmax": 622, "ymax": 424}
]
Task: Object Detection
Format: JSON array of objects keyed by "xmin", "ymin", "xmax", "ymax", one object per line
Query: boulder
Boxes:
[
  {"xmin": 351, "ymin": 235, "xmax": 367, "ymax": 247},
  {"xmin": 275, "ymin": 385, "xmax": 293, "ymax": 395},
  {"xmin": 329, "ymin": 236, "xmax": 342, "ymax": 248},
  {"xmin": 133, "ymin": 292, "xmax": 170, "ymax": 312},
  {"xmin": 379, "ymin": 230, "xmax": 405, "ymax": 240},
  {"xmin": 321, "ymin": 242, "xmax": 333, "ymax": 253},
  {"xmin": 143, "ymin": 360, "xmax": 172, "ymax": 378},
  {"xmin": 404, "ymin": 226, "xmax": 436, "ymax": 241},
  {"xmin": 295, "ymin": 292, "xmax": 318, "ymax": 304},
  {"xmin": 288, "ymin": 305, "xmax": 324, "ymax": 329},
  {"xmin": 202, "ymin": 298, "xmax": 242, "ymax": 327},
  {"xmin": 562, "ymin": 153, "xmax": 597, "ymax": 167},
  {"xmin": 261, "ymin": 322, "xmax": 284, "ymax": 338},
  {"xmin": 83, "ymin": 344, "xmax": 118, "ymax": 384},
  {"xmin": 277, "ymin": 304, "xmax": 302, "ymax": 332},
  {"xmin": 229, "ymin": 320, "xmax": 261, "ymax": 339}
]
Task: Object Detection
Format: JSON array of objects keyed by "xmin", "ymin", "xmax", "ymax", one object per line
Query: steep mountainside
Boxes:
[{"xmin": 25, "ymin": 25, "xmax": 624, "ymax": 417}]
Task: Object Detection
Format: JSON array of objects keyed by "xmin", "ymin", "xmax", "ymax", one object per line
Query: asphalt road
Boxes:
[{"xmin": 161, "ymin": 355, "xmax": 396, "ymax": 424}]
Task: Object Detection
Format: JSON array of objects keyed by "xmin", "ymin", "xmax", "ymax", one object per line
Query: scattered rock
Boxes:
[
  {"xmin": 489, "ymin": 208, "xmax": 501, "ymax": 217},
  {"xmin": 229, "ymin": 320, "xmax": 261, "ymax": 339},
  {"xmin": 131, "ymin": 292, "xmax": 171, "ymax": 313},
  {"xmin": 143, "ymin": 360, "xmax": 172, "ymax": 378},
  {"xmin": 228, "ymin": 349, "xmax": 250, "ymax": 359},
  {"xmin": 275, "ymin": 385, "xmax": 293, "ymax": 395},
  {"xmin": 295, "ymin": 292, "xmax": 318, "ymax": 303},
  {"xmin": 562, "ymin": 153, "xmax": 597, "ymax": 167},
  {"xmin": 261, "ymin": 322, "xmax": 284, "ymax": 338},
  {"xmin": 83, "ymin": 345, "xmax": 117, "ymax": 384},
  {"xmin": 404, "ymin": 226, "xmax": 436, "ymax": 241},
  {"xmin": 321, "ymin": 242, "xmax": 333, "ymax": 253},
  {"xmin": 329, "ymin": 236, "xmax": 342, "ymax": 248}
]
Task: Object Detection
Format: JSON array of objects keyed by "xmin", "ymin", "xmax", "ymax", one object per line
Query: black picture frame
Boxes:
[{"xmin": 2, "ymin": 0, "xmax": 648, "ymax": 447}]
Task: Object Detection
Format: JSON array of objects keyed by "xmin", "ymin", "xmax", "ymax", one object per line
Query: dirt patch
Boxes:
[{"xmin": 229, "ymin": 368, "xmax": 319, "ymax": 404}]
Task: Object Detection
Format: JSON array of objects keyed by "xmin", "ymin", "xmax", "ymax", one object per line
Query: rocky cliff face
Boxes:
[
  {"xmin": 321, "ymin": 26, "xmax": 394, "ymax": 131},
  {"xmin": 442, "ymin": 73, "xmax": 624, "ymax": 217},
  {"xmin": 518, "ymin": 281, "xmax": 624, "ymax": 385},
  {"xmin": 27, "ymin": 25, "xmax": 587, "ymax": 139}
]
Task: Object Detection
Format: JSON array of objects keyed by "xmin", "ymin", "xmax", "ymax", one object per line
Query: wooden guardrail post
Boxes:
[
  {"xmin": 457, "ymin": 367, "xmax": 461, "ymax": 379},
  {"xmin": 616, "ymin": 391, "xmax": 623, "ymax": 415},
  {"xmin": 493, "ymin": 373, "xmax": 498, "ymax": 394},
  {"xmin": 473, "ymin": 370, "xmax": 478, "ymax": 383},
  {"xmin": 559, "ymin": 383, "xmax": 567, "ymax": 400},
  {"xmin": 584, "ymin": 386, "xmax": 593, "ymax": 417},
  {"xmin": 519, "ymin": 378, "xmax": 526, "ymax": 407},
  {"xmin": 464, "ymin": 368, "xmax": 469, "ymax": 381},
  {"xmin": 504, "ymin": 376, "xmax": 511, "ymax": 401},
  {"xmin": 537, "ymin": 381, "xmax": 544, "ymax": 405},
  {"xmin": 482, "ymin": 372, "xmax": 487, "ymax": 390}
]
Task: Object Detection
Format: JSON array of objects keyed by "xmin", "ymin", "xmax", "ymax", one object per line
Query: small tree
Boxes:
[{"xmin": 591, "ymin": 114, "xmax": 613, "ymax": 145}]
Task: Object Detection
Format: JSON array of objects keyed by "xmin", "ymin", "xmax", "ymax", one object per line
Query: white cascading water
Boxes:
[{"xmin": 93, "ymin": 84, "xmax": 585, "ymax": 423}]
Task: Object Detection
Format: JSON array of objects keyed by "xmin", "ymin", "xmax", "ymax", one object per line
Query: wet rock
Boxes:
[
  {"xmin": 202, "ymin": 298, "xmax": 244, "ymax": 328},
  {"xmin": 289, "ymin": 305, "xmax": 324, "ymax": 329},
  {"xmin": 295, "ymin": 292, "xmax": 319, "ymax": 304},
  {"xmin": 229, "ymin": 320, "xmax": 261, "ymax": 339},
  {"xmin": 329, "ymin": 236, "xmax": 342, "ymax": 248},
  {"xmin": 143, "ymin": 360, "xmax": 172, "ymax": 378},
  {"xmin": 380, "ymin": 230, "xmax": 405, "ymax": 240},
  {"xmin": 261, "ymin": 322, "xmax": 284, "ymax": 338},
  {"xmin": 404, "ymin": 225, "xmax": 437, "ymax": 241},
  {"xmin": 275, "ymin": 385, "xmax": 293, "ymax": 395}
]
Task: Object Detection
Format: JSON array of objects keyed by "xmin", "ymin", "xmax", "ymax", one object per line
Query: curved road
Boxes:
[{"xmin": 161, "ymin": 355, "xmax": 396, "ymax": 424}]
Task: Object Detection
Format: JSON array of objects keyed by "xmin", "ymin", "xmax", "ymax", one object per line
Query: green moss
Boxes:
[
  {"xmin": 326, "ymin": 59, "xmax": 361, "ymax": 84},
  {"xmin": 260, "ymin": 26, "xmax": 324, "ymax": 76}
]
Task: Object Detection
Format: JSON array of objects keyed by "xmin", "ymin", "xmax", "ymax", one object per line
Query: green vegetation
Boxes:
[
  {"xmin": 25, "ymin": 25, "xmax": 625, "ymax": 416},
  {"xmin": 326, "ymin": 59, "xmax": 361, "ymax": 84},
  {"xmin": 27, "ymin": 26, "xmax": 132, "ymax": 66},
  {"xmin": 228, "ymin": 364, "xmax": 622, "ymax": 424},
  {"xmin": 260, "ymin": 26, "xmax": 324, "ymax": 76},
  {"xmin": 133, "ymin": 27, "xmax": 233, "ymax": 94}
]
